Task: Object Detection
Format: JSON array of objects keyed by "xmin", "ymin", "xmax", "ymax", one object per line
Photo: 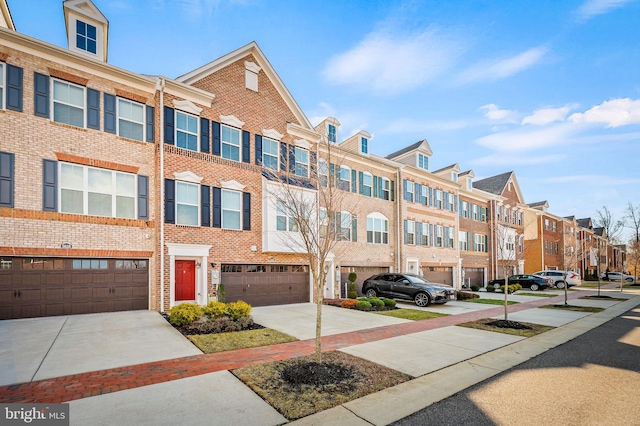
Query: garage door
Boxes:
[
  {"xmin": 463, "ymin": 267, "xmax": 485, "ymax": 287},
  {"xmin": 423, "ymin": 266, "xmax": 453, "ymax": 286},
  {"xmin": 221, "ymin": 264, "xmax": 310, "ymax": 307},
  {"xmin": 340, "ymin": 266, "xmax": 390, "ymax": 297},
  {"xmin": 0, "ymin": 257, "xmax": 149, "ymax": 320}
]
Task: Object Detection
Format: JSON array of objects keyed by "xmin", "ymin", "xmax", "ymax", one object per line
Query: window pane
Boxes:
[
  {"xmin": 177, "ymin": 112, "xmax": 187, "ymax": 130},
  {"xmin": 277, "ymin": 216, "xmax": 286, "ymax": 231},
  {"xmin": 177, "ymin": 204, "xmax": 198, "ymax": 226},
  {"xmin": 119, "ymin": 120, "xmax": 144, "ymax": 141},
  {"xmin": 187, "ymin": 115, "xmax": 198, "ymax": 133},
  {"xmin": 187, "ymin": 134, "xmax": 197, "ymax": 151},
  {"xmin": 60, "ymin": 189, "xmax": 83, "ymax": 214},
  {"xmin": 61, "ymin": 164, "xmax": 84, "ymax": 190},
  {"xmin": 116, "ymin": 173, "xmax": 135, "ymax": 197},
  {"xmin": 116, "ymin": 196, "xmax": 135, "ymax": 218},
  {"xmin": 88, "ymin": 168, "xmax": 112, "ymax": 193},
  {"xmin": 222, "ymin": 190, "xmax": 240, "ymax": 207},
  {"xmin": 177, "ymin": 182, "xmax": 198, "ymax": 203},
  {"xmin": 223, "ymin": 210, "xmax": 240, "ymax": 229},
  {"xmin": 88, "ymin": 192, "xmax": 112, "ymax": 216},
  {"xmin": 53, "ymin": 103, "xmax": 84, "ymax": 127}
]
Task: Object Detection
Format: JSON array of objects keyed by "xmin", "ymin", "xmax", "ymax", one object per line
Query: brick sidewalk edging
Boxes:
[{"xmin": 0, "ymin": 286, "xmax": 624, "ymax": 403}]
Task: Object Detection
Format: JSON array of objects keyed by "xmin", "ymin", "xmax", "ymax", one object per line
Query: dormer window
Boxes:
[
  {"xmin": 328, "ymin": 124, "xmax": 336, "ymax": 143},
  {"xmin": 361, "ymin": 137, "xmax": 368, "ymax": 154},
  {"xmin": 451, "ymin": 172, "xmax": 458, "ymax": 183},
  {"xmin": 418, "ymin": 153, "xmax": 429, "ymax": 171},
  {"xmin": 76, "ymin": 20, "xmax": 97, "ymax": 54},
  {"xmin": 466, "ymin": 180, "xmax": 472, "ymax": 191}
]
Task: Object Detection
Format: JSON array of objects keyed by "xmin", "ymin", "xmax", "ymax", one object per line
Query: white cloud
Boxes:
[
  {"xmin": 475, "ymin": 123, "xmax": 577, "ymax": 152},
  {"xmin": 568, "ymin": 98, "xmax": 640, "ymax": 127},
  {"xmin": 576, "ymin": 0, "xmax": 636, "ymax": 20},
  {"xmin": 456, "ymin": 47, "xmax": 548, "ymax": 84},
  {"xmin": 322, "ymin": 27, "xmax": 464, "ymax": 95},
  {"xmin": 383, "ymin": 117, "xmax": 478, "ymax": 134},
  {"xmin": 522, "ymin": 104, "xmax": 578, "ymax": 125},
  {"xmin": 480, "ymin": 104, "xmax": 518, "ymax": 122},
  {"xmin": 472, "ymin": 153, "xmax": 566, "ymax": 167},
  {"xmin": 536, "ymin": 174, "xmax": 640, "ymax": 185}
]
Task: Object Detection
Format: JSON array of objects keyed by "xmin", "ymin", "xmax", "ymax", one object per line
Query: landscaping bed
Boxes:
[
  {"xmin": 580, "ymin": 295, "xmax": 628, "ymax": 301},
  {"xmin": 540, "ymin": 304, "xmax": 604, "ymax": 313},
  {"xmin": 457, "ymin": 318, "xmax": 554, "ymax": 337},
  {"xmin": 323, "ymin": 297, "xmax": 398, "ymax": 311}
]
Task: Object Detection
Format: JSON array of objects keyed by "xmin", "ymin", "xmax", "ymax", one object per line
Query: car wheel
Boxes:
[
  {"xmin": 626, "ymin": 278, "xmax": 634, "ymax": 282},
  {"xmin": 365, "ymin": 288, "xmax": 378, "ymax": 298},
  {"xmin": 530, "ymin": 283, "xmax": 539, "ymax": 291},
  {"xmin": 493, "ymin": 283, "xmax": 501, "ymax": 290},
  {"xmin": 414, "ymin": 292, "xmax": 431, "ymax": 307},
  {"xmin": 556, "ymin": 281, "xmax": 566, "ymax": 289}
]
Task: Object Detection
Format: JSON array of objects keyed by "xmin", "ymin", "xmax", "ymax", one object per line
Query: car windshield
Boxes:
[{"xmin": 406, "ymin": 275, "xmax": 430, "ymax": 284}]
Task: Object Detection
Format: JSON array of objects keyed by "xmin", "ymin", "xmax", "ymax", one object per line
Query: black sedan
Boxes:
[
  {"xmin": 489, "ymin": 274, "xmax": 551, "ymax": 291},
  {"xmin": 362, "ymin": 273, "xmax": 456, "ymax": 307}
]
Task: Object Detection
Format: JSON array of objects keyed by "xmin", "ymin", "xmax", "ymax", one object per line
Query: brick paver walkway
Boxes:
[{"xmin": 0, "ymin": 286, "xmax": 622, "ymax": 403}]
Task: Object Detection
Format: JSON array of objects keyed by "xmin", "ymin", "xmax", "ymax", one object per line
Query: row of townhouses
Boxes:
[{"xmin": 0, "ymin": 1, "xmax": 627, "ymax": 320}]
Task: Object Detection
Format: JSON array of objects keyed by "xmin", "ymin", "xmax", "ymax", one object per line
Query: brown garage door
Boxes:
[
  {"xmin": 423, "ymin": 266, "xmax": 453, "ymax": 285},
  {"xmin": 221, "ymin": 264, "xmax": 309, "ymax": 307},
  {"xmin": 340, "ymin": 266, "xmax": 390, "ymax": 297},
  {"xmin": 0, "ymin": 257, "xmax": 149, "ymax": 320},
  {"xmin": 462, "ymin": 267, "xmax": 485, "ymax": 287}
]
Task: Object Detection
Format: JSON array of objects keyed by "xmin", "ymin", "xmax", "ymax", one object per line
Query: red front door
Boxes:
[{"xmin": 175, "ymin": 260, "xmax": 196, "ymax": 301}]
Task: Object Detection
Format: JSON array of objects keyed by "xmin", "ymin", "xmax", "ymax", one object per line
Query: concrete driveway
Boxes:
[{"xmin": 0, "ymin": 310, "xmax": 201, "ymax": 386}]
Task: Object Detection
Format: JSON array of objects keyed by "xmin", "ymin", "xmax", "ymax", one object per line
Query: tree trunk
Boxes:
[
  {"xmin": 504, "ymin": 284, "xmax": 508, "ymax": 321},
  {"xmin": 315, "ymin": 279, "xmax": 323, "ymax": 363}
]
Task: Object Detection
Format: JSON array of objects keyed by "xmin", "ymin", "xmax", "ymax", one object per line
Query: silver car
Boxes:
[
  {"xmin": 533, "ymin": 270, "xmax": 581, "ymax": 288},
  {"xmin": 600, "ymin": 272, "xmax": 637, "ymax": 282}
]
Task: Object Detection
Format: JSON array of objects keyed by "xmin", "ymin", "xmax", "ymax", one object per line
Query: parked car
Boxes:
[
  {"xmin": 489, "ymin": 274, "xmax": 552, "ymax": 291},
  {"xmin": 533, "ymin": 270, "xmax": 581, "ymax": 288},
  {"xmin": 361, "ymin": 273, "xmax": 456, "ymax": 307},
  {"xmin": 600, "ymin": 272, "xmax": 637, "ymax": 282}
]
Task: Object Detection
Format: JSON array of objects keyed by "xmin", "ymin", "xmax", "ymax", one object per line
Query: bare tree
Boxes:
[
  {"xmin": 624, "ymin": 202, "xmax": 640, "ymax": 243},
  {"xmin": 265, "ymin": 133, "xmax": 356, "ymax": 362},
  {"xmin": 627, "ymin": 240, "xmax": 640, "ymax": 281},
  {"xmin": 594, "ymin": 205, "xmax": 625, "ymax": 244},
  {"xmin": 559, "ymin": 232, "xmax": 581, "ymax": 306},
  {"xmin": 493, "ymin": 223, "xmax": 521, "ymax": 320}
]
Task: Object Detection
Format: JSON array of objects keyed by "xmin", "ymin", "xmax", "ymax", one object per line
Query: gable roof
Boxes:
[
  {"xmin": 385, "ymin": 139, "xmax": 432, "ymax": 160},
  {"xmin": 473, "ymin": 171, "xmax": 525, "ymax": 204},
  {"xmin": 577, "ymin": 218, "xmax": 593, "ymax": 229},
  {"xmin": 63, "ymin": 0, "xmax": 109, "ymax": 61},
  {"xmin": 528, "ymin": 200, "xmax": 549, "ymax": 210},
  {"xmin": 432, "ymin": 163, "xmax": 460, "ymax": 174},
  {"xmin": 0, "ymin": 0, "xmax": 15, "ymax": 30},
  {"xmin": 176, "ymin": 41, "xmax": 313, "ymax": 132}
]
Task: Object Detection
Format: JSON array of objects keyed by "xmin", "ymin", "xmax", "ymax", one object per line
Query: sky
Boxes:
[{"xmin": 7, "ymin": 0, "xmax": 640, "ymax": 242}]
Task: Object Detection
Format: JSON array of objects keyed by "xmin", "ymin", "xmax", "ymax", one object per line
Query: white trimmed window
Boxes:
[
  {"xmin": 340, "ymin": 211, "xmax": 353, "ymax": 241},
  {"xmin": 434, "ymin": 190, "xmax": 443, "ymax": 209},
  {"xmin": 0, "ymin": 63, "xmax": 4, "ymax": 109},
  {"xmin": 418, "ymin": 153, "xmax": 428, "ymax": 170},
  {"xmin": 53, "ymin": 79, "xmax": 85, "ymax": 128},
  {"xmin": 221, "ymin": 125, "xmax": 240, "ymax": 161},
  {"xmin": 328, "ymin": 124, "xmax": 336, "ymax": 143},
  {"xmin": 76, "ymin": 20, "xmax": 97, "ymax": 54},
  {"xmin": 276, "ymin": 201, "xmax": 298, "ymax": 232},
  {"xmin": 474, "ymin": 234, "xmax": 487, "ymax": 252},
  {"xmin": 319, "ymin": 208, "xmax": 328, "ymax": 238},
  {"xmin": 318, "ymin": 160, "xmax": 328, "ymax": 187},
  {"xmin": 467, "ymin": 179, "xmax": 472, "ymax": 190},
  {"xmin": 381, "ymin": 177, "xmax": 390, "ymax": 200},
  {"xmin": 447, "ymin": 193, "xmax": 455, "ymax": 211},
  {"xmin": 452, "ymin": 172, "xmax": 458, "ymax": 183},
  {"xmin": 338, "ymin": 166, "xmax": 351, "ymax": 191},
  {"xmin": 421, "ymin": 185, "xmax": 428, "ymax": 205},
  {"xmin": 472, "ymin": 205, "xmax": 478, "ymax": 220},
  {"xmin": 460, "ymin": 201, "xmax": 468, "ymax": 218},
  {"xmin": 176, "ymin": 181, "xmax": 199, "ymax": 226},
  {"xmin": 406, "ymin": 220, "xmax": 415, "ymax": 245},
  {"xmin": 59, "ymin": 163, "xmax": 136, "ymax": 219},
  {"xmin": 361, "ymin": 137, "xmax": 368, "ymax": 154},
  {"xmin": 421, "ymin": 222, "xmax": 429, "ymax": 245},
  {"xmin": 262, "ymin": 137, "xmax": 278, "ymax": 171},
  {"xmin": 435, "ymin": 225, "xmax": 443, "ymax": 247},
  {"xmin": 176, "ymin": 111, "xmax": 198, "ymax": 152},
  {"xmin": 222, "ymin": 189, "xmax": 241, "ymax": 230},
  {"xmin": 459, "ymin": 231, "xmax": 468, "ymax": 250},
  {"xmin": 367, "ymin": 214, "xmax": 388, "ymax": 244},
  {"xmin": 361, "ymin": 172, "xmax": 372, "ymax": 196},
  {"xmin": 118, "ymin": 98, "xmax": 144, "ymax": 142},
  {"xmin": 405, "ymin": 180, "xmax": 414, "ymax": 202},
  {"xmin": 295, "ymin": 147, "xmax": 309, "ymax": 177}
]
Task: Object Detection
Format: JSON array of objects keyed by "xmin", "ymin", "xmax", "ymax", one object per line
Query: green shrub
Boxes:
[
  {"xmin": 217, "ymin": 283, "xmax": 226, "ymax": 302},
  {"xmin": 383, "ymin": 298, "xmax": 396, "ymax": 307},
  {"xmin": 347, "ymin": 282, "xmax": 357, "ymax": 299},
  {"xmin": 498, "ymin": 284, "xmax": 522, "ymax": 294},
  {"xmin": 470, "ymin": 285, "xmax": 480, "ymax": 292},
  {"xmin": 341, "ymin": 299, "xmax": 359, "ymax": 309},
  {"xmin": 168, "ymin": 303, "xmax": 204, "ymax": 327},
  {"xmin": 369, "ymin": 298, "xmax": 385, "ymax": 308},
  {"xmin": 348, "ymin": 272, "xmax": 357, "ymax": 283},
  {"xmin": 456, "ymin": 291, "xmax": 479, "ymax": 300},
  {"xmin": 355, "ymin": 300, "xmax": 372, "ymax": 310},
  {"xmin": 226, "ymin": 300, "xmax": 252, "ymax": 320},
  {"xmin": 203, "ymin": 301, "xmax": 227, "ymax": 319},
  {"xmin": 486, "ymin": 286, "xmax": 495, "ymax": 293}
]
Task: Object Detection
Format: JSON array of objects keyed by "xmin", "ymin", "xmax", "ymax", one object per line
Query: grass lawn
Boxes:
[
  {"xmin": 188, "ymin": 328, "xmax": 297, "ymax": 353},
  {"xmin": 576, "ymin": 282, "xmax": 606, "ymax": 288},
  {"xmin": 232, "ymin": 351, "xmax": 411, "ymax": 420},
  {"xmin": 540, "ymin": 304, "xmax": 604, "ymax": 313},
  {"xmin": 462, "ymin": 298, "xmax": 518, "ymax": 305},
  {"xmin": 373, "ymin": 309, "xmax": 449, "ymax": 320},
  {"xmin": 516, "ymin": 292, "xmax": 557, "ymax": 297},
  {"xmin": 457, "ymin": 318, "xmax": 554, "ymax": 337}
]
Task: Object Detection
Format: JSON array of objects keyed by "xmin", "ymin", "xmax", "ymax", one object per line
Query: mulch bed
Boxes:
[
  {"xmin": 161, "ymin": 313, "xmax": 265, "ymax": 336},
  {"xmin": 323, "ymin": 298, "xmax": 398, "ymax": 311},
  {"xmin": 486, "ymin": 319, "xmax": 533, "ymax": 330}
]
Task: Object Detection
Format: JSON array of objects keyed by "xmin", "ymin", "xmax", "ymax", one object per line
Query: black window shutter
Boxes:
[
  {"xmin": 104, "ymin": 93, "xmax": 116, "ymax": 134},
  {"xmin": 351, "ymin": 169, "xmax": 357, "ymax": 192},
  {"xmin": 146, "ymin": 105, "xmax": 155, "ymax": 142},
  {"xmin": 429, "ymin": 224, "xmax": 434, "ymax": 246},
  {"xmin": 288, "ymin": 145, "xmax": 296, "ymax": 173},
  {"xmin": 352, "ymin": 216, "xmax": 357, "ymax": 242},
  {"xmin": 390, "ymin": 180, "xmax": 395, "ymax": 201},
  {"xmin": 42, "ymin": 159, "xmax": 57, "ymax": 211},
  {"xmin": 212, "ymin": 187, "xmax": 221, "ymax": 228},
  {"xmin": 280, "ymin": 142, "xmax": 287, "ymax": 171},
  {"xmin": 34, "ymin": 72, "xmax": 49, "ymax": 118},
  {"xmin": 164, "ymin": 179, "xmax": 175, "ymax": 224},
  {"xmin": 200, "ymin": 118, "xmax": 210, "ymax": 153},
  {"xmin": 255, "ymin": 135, "xmax": 263, "ymax": 165},
  {"xmin": 201, "ymin": 185, "xmax": 211, "ymax": 227},
  {"xmin": 416, "ymin": 222, "xmax": 422, "ymax": 246},
  {"xmin": 242, "ymin": 192, "xmax": 251, "ymax": 230},
  {"xmin": 358, "ymin": 171, "xmax": 364, "ymax": 194},
  {"xmin": 0, "ymin": 152, "xmax": 14, "ymax": 207},
  {"xmin": 6, "ymin": 65, "xmax": 23, "ymax": 112},
  {"xmin": 87, "ymin": 88, "xmax": 100, "ymax": 130},
  {"xmin": 415, "ymin": 183, "xmax": 422, "ymax": 204},
  {"xmin": 212, "ymin": 121, "xmax": 221, "ymax": 156},
  {"xmin": 373, "ymin": 176, "xmax": 379, "ymax": 198},
  {"xmin": 164, "ymin": 106, "xmax": 174, "ymax": 145},
  {"xmin": 403, "ymin": 219, "xmax": 408, "ymax": 244},
  {"xmin": 242, "ymin": 130, "xmax": 250, "ymax": 163},
  {"xmin": 403, "ymin": 180, "xmax": 409, "ymax": 201},
  {"xmin": 137, "ymin": 175, "xmax": 149, "ymax": 219}
]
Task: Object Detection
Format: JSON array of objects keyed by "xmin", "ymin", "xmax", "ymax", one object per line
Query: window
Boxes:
[
  {"xmin": 459, "ymin": 231, "xmax": 468, "ymax": 251},
  {"xmin": 53, "ymin": 79, "xmax": 85, "ymax": 127},
  {"xmin": 118, "ymin": 98, "xmax": 144, "ymax": 142},
  {"xmin": 328, "ymin": 124, "xmax": 336, "ymax": 143},
  {"xmin": 0, "ymin": 258, "xmax": 12, "ymax": 269},
  {"xmin": 221, "ymin": 124, "xmax": 240, "ymax": 161},
  {"xmin": 222, "ymin": 189, "xmax": 241, "ymax": 230},
  {"xmin": 276, "ymin": 201, "xmax": 298, "ymax": 232},
  {"xmin": 295, "ymin": 147, "xmax": 309, "ymax": 177},
  {"xmin": 406, "ymin": 220, "xmax": 415, "ymax": 244},
  {"xmin": 434, "ymin": 190, "xmax": 443, "ymax": 209},
  {"xmin": 421, "ymin": 185, "xmax": 428, "ymax": 205},
  {"xmin": 361, "ymin": 137, "xmax": 368, "ymax": 154},
  {"xmin": 445, "ymin": 227, "xmax": 454, "ymax": 248},
  {"xmin": 447, "ymin": 193, "xmax": 455, "ymax": 211},
  {"xmin": 421, "ymin": 222, "xmax": 429, "ymax": 245},
  {"xmin": 404, "ymin": 180, "xmax": 414, "ymax": 202},
  {"xmin": 452, "ymin": 172, "xmax": 458, "ymax": 183},
  {"xmin": 361, "ymin": 172, "xmax": 372, "ymax": 196},
  {"xmin": 552, "ymin": 221, "xmax": 557, "ymax": 232},
  {"xmin": 222, "ymin": 264, "xmax": 242, "ymax": 273},
  {"xmin": 247, "ymin": 265, "xmax": 267, "ymax": 273},
  {"xmin": 22, "ymin": 258, "xmax": 64, "ymax": 270},
  {"xmin": 418, "ymin": 153, "xmax": 428, "ymax": 170},
  {"xmin": 381, "ymin": 178, "xmax": 390, "ymax": 200},
  {"xmin": 176, "ymin": 181, "xmax": 199, "ymax": 226},
  {"xmin": 0, "ymin": 63, "xmax": 4, "ymax": 109},
  {"xmin": 72, "ymin": 259, "xmax": 108, "ymax": 269},
  {"xmin": 116, "ymin": 260, "xmax": 147, "ymax": 269},
  {"xmin": 60, "ymin": 163, "xmax": 136, "ymax": 218},
  {"xmin": 318, "ymin": 160, "xmax": 328, "ymax": 187},
  {"xmin": 467, "ymin": 180, "xmax": 472, "ymax": 190},
  {"xmin": 338, "ymin": 166, "xmax": 351, "ymax": 191},
  {"xmin": 544, "ymin": 219, "xmax": 550, "ymax": 230},
  {"xmin": 262, "ymin": 138, "xmax": 279, "ymax": 171},
  {"xmin": 339, "ymin": 211, "xmax": 353, "ymax": 241},
  {"xmin": 76, "ymin": 20, "xmax": 97, "ymax": 54},
  {"xmin": 319, "ymin": 208, "xmax": 328, "ymax": 238},
  {"xmin": 474, "ymin": 234, "xmax": 487, "ymax": 252},
  {"xmin": 367, "ymin": 215, "xmax": 388, "ymax": 244},
  {"xmin": 460, "ymin": 201, "xmax": 468, "ymax": 218},
  {"xmin": 472, "ymin": 204, "xmax": 478, "ymax": 220},
  {"xmin": 435, "ymin": 225, "xmax": 443, "ymax": 247}
]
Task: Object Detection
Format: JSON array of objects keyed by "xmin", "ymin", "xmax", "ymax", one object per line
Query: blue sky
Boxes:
[{"xmin": 8, "ymin": 0, "xmax": 640, "ymax": 241}]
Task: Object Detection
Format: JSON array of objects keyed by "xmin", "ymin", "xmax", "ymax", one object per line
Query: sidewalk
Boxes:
[{"xmin": 1, "ymin": 285, "xmax": 638, "ymax": 425}]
